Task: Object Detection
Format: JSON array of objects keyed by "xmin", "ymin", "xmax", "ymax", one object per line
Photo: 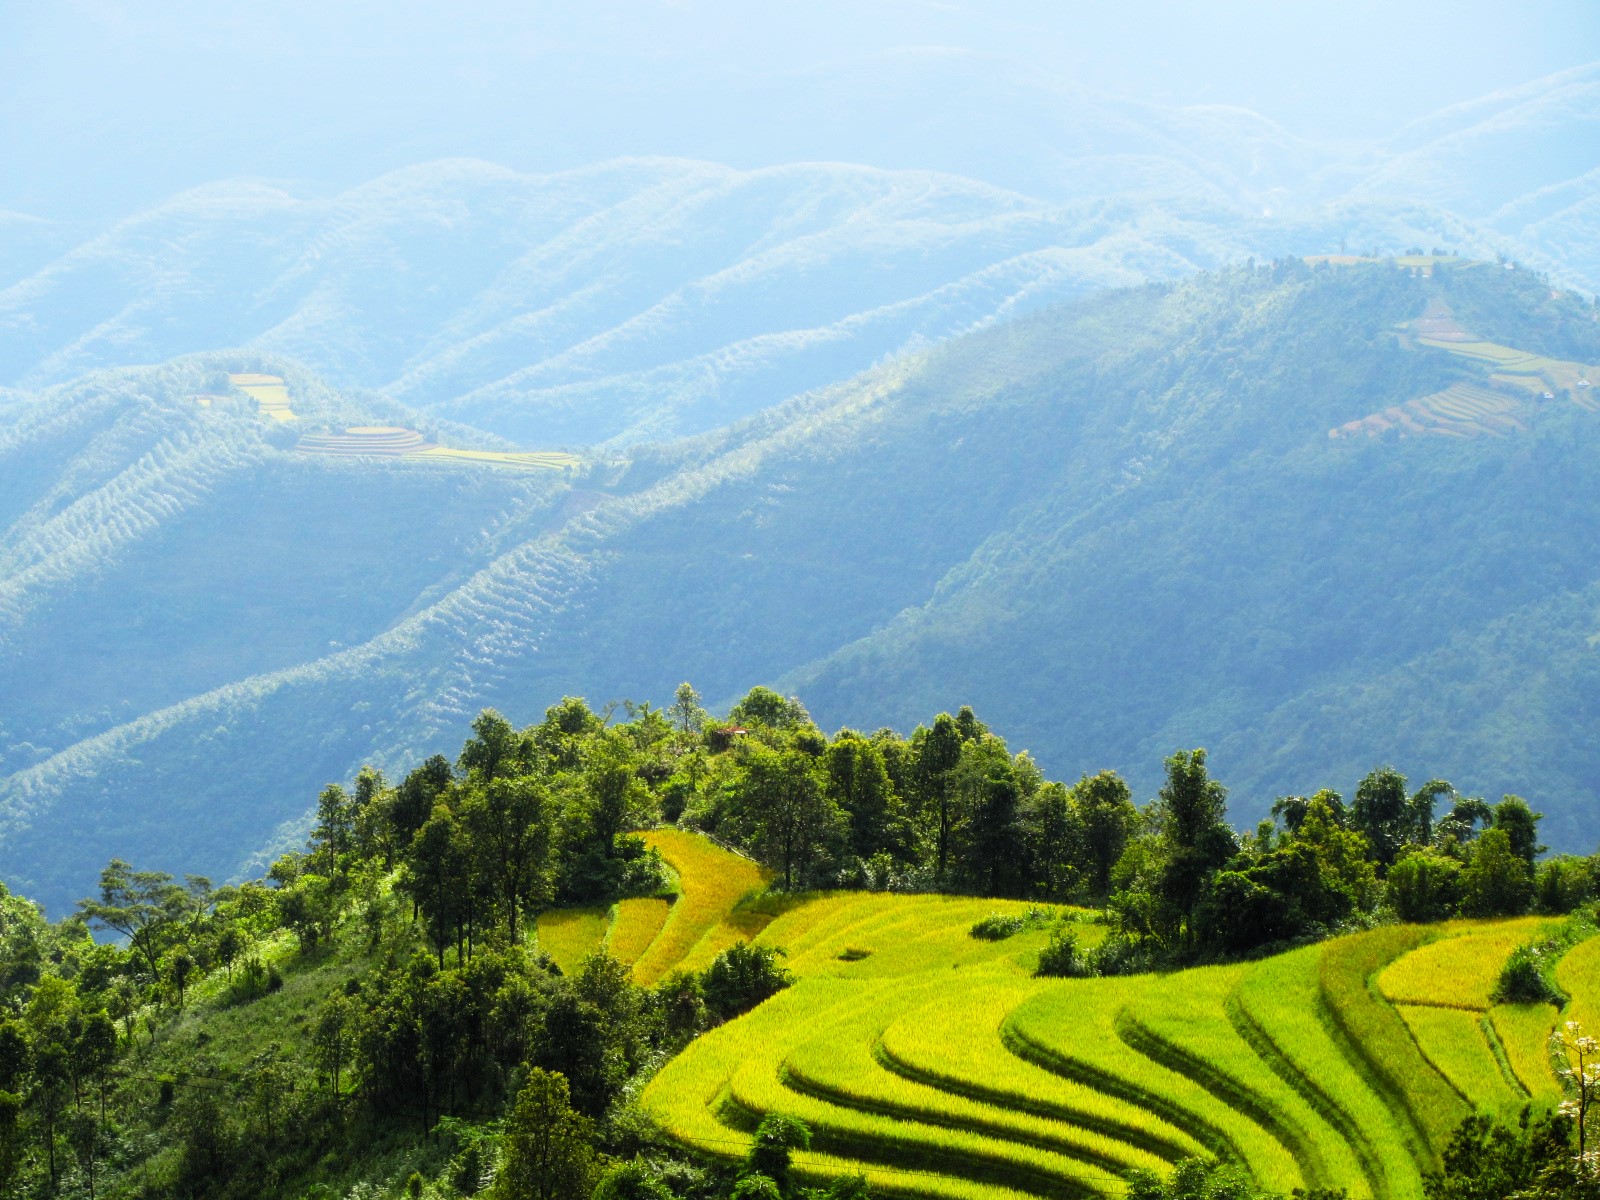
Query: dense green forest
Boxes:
[
  {"xmin": 0, "ymin": 693, "xmax": 1597, "ymax": 1199},
  {"xmin": 5, "ymin": 259, "xmax": 1600, "ymax": 919}
]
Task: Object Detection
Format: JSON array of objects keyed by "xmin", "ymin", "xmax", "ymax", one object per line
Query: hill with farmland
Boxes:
[
  {"xmin": 1, "ymin": 682, "xmax": 1597, "ymax": 1200},
  {"xmin": 5, "ymin": 258, "xmax": 1600, "ymax": 913}
]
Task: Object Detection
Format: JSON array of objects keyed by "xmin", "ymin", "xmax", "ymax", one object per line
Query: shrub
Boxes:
[
  {"xmin": 969, "ymin": 906, "xmax": 1053, "ymax": 941},
  {"xmin": 702, "ymin": 943, "xmax": 791, "ymax": 1020},
  {"xmin": 1387, "ymin": 849, "xmax": 1463, "ymax": 922},
  {"xmin": 970, "ymin": 913, "xmax": 1027, "ymax": 940},
  {"xmin": 1034, "ymin": 929, "xmax": 1091, "ymax": 978},
  {"xmin": 1493, "ymin": 944, "xmax": 1564, "ymax": 1005}
]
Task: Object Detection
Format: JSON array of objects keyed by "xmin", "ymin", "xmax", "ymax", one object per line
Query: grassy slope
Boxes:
[{"xmin": 642, "ymin": 866, "xmax": 1591, "ymax": 1200}]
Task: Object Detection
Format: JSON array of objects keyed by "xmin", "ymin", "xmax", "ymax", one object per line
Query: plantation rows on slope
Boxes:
[
  {"xmin": 10, "ymin": 261, "xmax": 1600, "ymax": 913},
  {"xmin": 644, "ymin": 908, "xmax": 1581, "ymax": 1200}
]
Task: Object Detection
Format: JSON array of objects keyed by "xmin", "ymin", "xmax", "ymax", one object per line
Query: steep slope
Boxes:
[{"xmin": 5, "ymin": 260, "xmax": 1600, "ymax": 911}]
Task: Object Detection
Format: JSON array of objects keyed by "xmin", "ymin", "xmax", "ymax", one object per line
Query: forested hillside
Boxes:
[
  {"xmin": 3, "ymin": 259, "xmax": 1600, "ymax": 912},
  {"xmin": 0, "ymin": 697, "xmax": 1596, "ymax": 1200}
]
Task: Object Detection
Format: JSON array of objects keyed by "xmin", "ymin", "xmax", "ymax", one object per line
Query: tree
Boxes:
[
  {"xmin": 460, "ymin": 776, "xmax": 553, "ymax": 943},
  {"xmin": 492, "ymin": 1069, "xmax": 598, "ymax": 1200},
  {"xmin": 390, "ymin": 755, "xmax": 455, "ymax": 848},
  {"xmin": 310, "ymin": 783, "xmax": 355, "ymax": 876},
  {"xmin": 1072, "ymin": 771, "xmax": 1137, "ymax": 901},
  {"xmin": 916, "ymin": 715, "xmax": 963, "ymax": 877},
  {"xmin": 1460, "ymin": 829, "xmax": 1533, "ymax": 917},
  {"xmin": 1155, "ymin": 749, "xmax": 1234, "ymax": 945},
  {"xmin": 1435, "ymin": 796, "xmax": 1494, "ymax": 851},
  {"xmin": 459, "ymin": 709, "xmax": 527, "ymax": 784},
  {"xmin": 745, "ymin": 1113, "xmax": 810, "ymax": 1197},
  {"xmin": 1551, "ymin": 1021, "xmax": 1600, "ymax": 1168},
  {"xmin": 1023, "ymin": 782, "xmax": 1081, "ymax": 902},
  {"xmin": 1389, "ymin": 849, "xmax": 1464, "ymax": 922},
  {"xmin": 966, "ymin": 772, "xmax": 1021, "ymax": 897},
  {"xmin": 1493, "ymin": 797, "xmax": 1546, "ymax": 870},
  {"xmin": 165, "ymin": 947, "xmax": 196, "ymax": 1009},
  {"xmin": 738, "ymin": 746, "xmax": 840, "ymax": 889},
  {"xmin": 728, "ymin": 687, "xmax": 811, "ymax": 732},
  {"xmin": 532, "ymin": 992, "xmax": 621, "ymax": 1119},
  {"xmin": 1353, "ymin": 767, "xmax": 1411, "ymax": 869},
  {"xmin": 1408, "ymin": 780, "xmax": 1454, "ymax": 848},
  {"xmin": 77, "ymin": 860, "xmax": 187, "ymax": 979},
  {"xmin": 823, "ymin": 733, "xmax": 895, "ymax": 861},
  {"xmin": 313, "ymin": 992, "xmax": 355, "ymax": 1096},
  {"xmin": 670, "ymin": 682, "xmax": 707, "ymax": 737}
]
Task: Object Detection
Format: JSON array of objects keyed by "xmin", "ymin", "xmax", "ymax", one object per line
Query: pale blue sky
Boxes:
[{"xmin": 3, "ymin": 0, "xmax": 1597, "ymax": 216}]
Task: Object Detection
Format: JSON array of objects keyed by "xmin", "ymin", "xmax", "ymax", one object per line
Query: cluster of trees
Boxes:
[
  {"xmin": 0, "ymin": 686, "xmax": 1595, "ymax": 1197},
  {"xmin": 1092, "ymin": 752, "xmax": 1574, "ymax": 965},
  {"xmin": 678, "ymin": 689, "xmax": 1142, "ymax": 901}
]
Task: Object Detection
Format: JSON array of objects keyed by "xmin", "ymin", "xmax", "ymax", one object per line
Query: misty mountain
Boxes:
[
  {"xmin": 3, "ymin": 259, "xmax": 1598, "ymax": 912},
  {"xmin": 0, "ymin": 142, "xmax": 1588, "ymax": 459}
]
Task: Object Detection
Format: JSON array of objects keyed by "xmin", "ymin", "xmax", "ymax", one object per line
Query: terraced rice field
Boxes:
[
  {"xmin": 609, "ymin": 897, "xmax": 673, "ymax": 967},
  {"xmin": 631, "ymin": 830, "xmax": 773, "ymax": 983},
  {"xmin": 296, "ymin": 426, "xmax": 436, "ymax": 456},
  {"xmin": 644, "ymin": 879, "xmax": 1596, "ymax": 1200},
  {"xmin": 293, "ymin": 427, "xmax": 580, "ymax": 471},
  {"xmin": 411, "ymin": 446, "xmax": 580, "ymax": 471},
  {"xmin": 1333, "ymin": 296, "xmax": 1598, "ymax": 438},
  {"xmin": 229, "ymin": 372, "xmax": 296, "ymax": 421},
  {"xmin": 1329, "ymin": 383, "xmax": 1526, "ymax": 439},
  {"xmin": 535, "ymin": 905, "xmax": 610, "ymax": 974}
]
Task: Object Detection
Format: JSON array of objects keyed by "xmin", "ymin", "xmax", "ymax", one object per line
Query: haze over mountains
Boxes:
[
  {"xmin": 2, "ymin": 1, "xmax": 1599, "ymax": 911},
  {"xmin": 5, "ymin": 256, "xmax": 1600, "ymax": 912}
]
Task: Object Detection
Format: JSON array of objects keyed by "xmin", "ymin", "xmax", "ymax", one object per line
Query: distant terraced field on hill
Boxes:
[
  {"xmin": 1331, "ymin": 289, "xmax": 1598, "ymax": 438},
  {"xmin": 296, "ymin": 425, "xmax": 581, "ymax": 471},
  {"xmin": 637, "ymin": 861, "xmax": 1577, "ymax": 1200}
]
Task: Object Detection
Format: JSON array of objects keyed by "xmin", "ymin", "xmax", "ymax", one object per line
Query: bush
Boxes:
[
  {"xmin": 1493, "ymin": 943, "xmax": 1564, "ymax": 1005},
  {"xmin": 1034, "ymin": 929, "xmax": 1091, "ymax": 978},
  {"xmin": 970, "ymin": 913, "xmax": 1026, "ymax": 940},
  {"xmin": 702, "ymin": 943, "xmax": 791, "ymax": 1020},
  {"xmin": 969, "ymin": 906, "xmax": 1053, "ymax": 941}
]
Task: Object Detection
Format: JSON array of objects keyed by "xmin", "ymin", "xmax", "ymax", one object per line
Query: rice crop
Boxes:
[
  {"xmin": 640, "ymin": 838, "xmax": 1527, "ymax": 1200},
  {"xmin": 877, "ymin": 980, "xmax": 1204, "ymax": 1164},
  {"xmin": 1319, "ymin": 927, "xmax": 1467, "ymax": 1158},
  {"xmin": 643, "ymin": 979, "xmax": 1053, "ymax": 1200},
  {"xmin": 726, "ymin": 1011, "xmax": 1119, "ymax": 1198},
  {"xmin": 1121, "ymin": 965, "xmax": 1364, "ymax": 1195},
  {"xmin": 631, "ymin": 830, "xmax": 770, "ymax": 984},
  {"xmin": 536, "ymin": 905, "xmax": 610, "ymax": 974},
  {"xmin": 412, "ymin": 446, "xmax": 579, "ymax": 470},
  {"xmin": 1377, "ymin": 919, "xmax": 1550, "ymax": 1010},
  {"xmin": 1009, "ymin": 976, "xmax": 1309, "ymax": 1192},
  {"xmin": 1487, "ymin": 1004, "xmax": 1561, "ymax": 1102},
  {"xmin": 1394, "ymin": 1005, "xmax": 1523, "ymax": 1113},
  {"xmin": 609, "ymin": 897, "xmax": 671, "ymax": 970},
  {"xmin": 1233, "ymin": 945, "xmax": 1423, "ymax": 1200},
  {"xmin": 781, "ymin": 976, "xmax": 1169, "ymax": 1178},
  {"xmin": 228, "ymin": 372, "xmax": 296, "ymax": 421},
  {"xmin": 1554, "ymin": 935, "xmax": 1600, "ymax": 1033}
]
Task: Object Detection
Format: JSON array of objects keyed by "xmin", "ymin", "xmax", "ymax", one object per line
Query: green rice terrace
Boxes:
[
  {"xmin": 192, "ymin": 372, "xmax": 581, "ymax": 470},
  {"xmin": 631, "ymin": 839, "xmax": 1587, "ymax": 1200},
  {"xmin": 1330, "ymin": 289, "xmax": 1598, "ymax": 440}
]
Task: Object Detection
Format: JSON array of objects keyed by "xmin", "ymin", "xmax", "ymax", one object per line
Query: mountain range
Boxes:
[{"xmin": 3, "ymin": 255, "xmax": 1599, "ymax": 911}]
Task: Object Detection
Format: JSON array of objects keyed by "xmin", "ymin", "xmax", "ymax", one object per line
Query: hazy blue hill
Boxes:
[
  {"xmin": 4, "ymin": 260, "xmax": 1599, "ymax": 911},
  {"xmin": 2, "ymin": 150, "xmax": 1587, "ymax": 455}
]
